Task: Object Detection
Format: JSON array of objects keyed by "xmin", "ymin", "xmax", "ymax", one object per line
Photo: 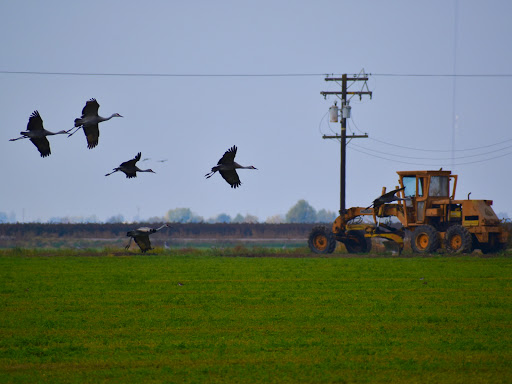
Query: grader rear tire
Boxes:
[
  {"xmin": 308, "ymin": 225, "xmax": 336, "ymax": 254},
  {"xmin": 445, "ymin": 225, "xmax": 473, "ymax": 253},
  {"xmin": 411, "ymin": 225, "xmax": 440, "ymax": 254}
]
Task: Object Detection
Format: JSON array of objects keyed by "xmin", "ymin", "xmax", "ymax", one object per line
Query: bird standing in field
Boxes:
[
  {"xmin": 367, "ymin": 187, "xmax": 407, "ymax": 209},
  {"xmin": 9, "ymin": 110, "xmax": 68, "ymax": 157},
  {"xmin": 205, "ymin": 145, "xmax": 257, "ymax": 188},
  {"xmin": 68, "ymin": 98, "xmax": 122, "ymax": 149},
  {"xmin": 105, "ymin": 152, "xmax": 155, "ymax": 178},
  {"xmin": 125, "ymin": 223, "xmax": 171, "ymax": 253}
]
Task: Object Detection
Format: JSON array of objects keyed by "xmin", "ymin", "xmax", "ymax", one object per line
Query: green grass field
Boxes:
[{"xmin": 0, "ymin": 248, "xmax": 511, "ymax": 383}]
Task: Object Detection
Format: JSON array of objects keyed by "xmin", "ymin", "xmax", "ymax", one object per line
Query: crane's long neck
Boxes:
[
  {"xmin": 233, "ymin": 162, "xmax": 256, "ymax": 170},
  {"xmin": 155, "ymin": 224, "xmax": 168, "ymax": 232},
  {"xmin": 133, "ymin": 166, "xmax": 153, "ymax": 173},
  {"xmin": 49, "ymin": 130, "xmax": 68, "ymax": 136},
  {"xmin": 99, "ymin": 115, "xmax": 114, "ymax": 122}
]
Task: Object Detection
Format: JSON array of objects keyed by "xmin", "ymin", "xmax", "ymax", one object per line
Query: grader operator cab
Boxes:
[{"xmin": 308, "ymin": 170, "xmax": 508, "ymax": 254}]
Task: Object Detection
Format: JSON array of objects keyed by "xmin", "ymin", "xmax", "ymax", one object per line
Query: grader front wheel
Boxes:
[
  {"xmin": 308, "ymin": 225, "xmax": 336, "ymax": 254},
  {"xmin": 411, "ymin": 225, "xmax": 440, "ymax": 254}
]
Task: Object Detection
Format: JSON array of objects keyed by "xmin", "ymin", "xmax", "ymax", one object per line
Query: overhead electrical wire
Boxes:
[
  {"xmin": 325, "ymin": 115, "xmax": 512, "ymax": 166},
  {"xmin": 367, "ymin": 136, "xmax": 512, "ymax": 152},
  {"xmin": 372, "ymin": 73, "xmax": 512, "ymax": 78},
  {"xmin": 349, "ymin": 142, "xmax": 512, "ymax": 161},
  {"xmin": 0, "ymin": 71, "xmax": 335, "ymax": 77},
  {"xmin": 325, "ymin": 113, "xmax": 507, "ymax": 161},
  {"xmin": 349, "ymin": 115, "xmax": 512, "ymax": 153},
  {"xmin": 1, "ymin": 70, "xmax": 512, "ymax": 78},
  {"xmin": 351, "ymin": 145, "xmax": 512, "ymax": 166}
]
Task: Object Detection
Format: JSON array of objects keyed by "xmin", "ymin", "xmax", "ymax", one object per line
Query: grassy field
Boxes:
[{"xmin": 0, "ymin": 248, "xmax": 511, "ymax": 383}]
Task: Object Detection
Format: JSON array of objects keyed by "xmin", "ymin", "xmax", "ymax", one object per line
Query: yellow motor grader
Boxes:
[{"xmin": 308, "ymin": 170, "xmax": 508, "ymax": 254}]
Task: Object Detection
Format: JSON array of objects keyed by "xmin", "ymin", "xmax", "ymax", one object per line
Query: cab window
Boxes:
[
  {"xmin": 429, "ymin": 176, "xmax": 449, "ymax": 197},
  {"xmin": 403, "ymin": 176, "xmax": 424, "ymax": 197},
  {"xmin": 402, "ymin": 176, "xmax": 416, "ymax": 197}
]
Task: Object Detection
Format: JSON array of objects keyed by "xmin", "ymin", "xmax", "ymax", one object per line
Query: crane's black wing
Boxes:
[
  {"xmin": 217, "ymin": 145, "xmax": 237, "ymax": 165},
  {"xmin": 83, "ymin": 124, "xmax": 99, "ymax": 149},
  {"xmin": 26, "ymin": 111, "xmax": 50, "ymax": 156},
  {"xmin": 137, "ymin": 227, "xmax": 154, "ymax": 233},
  {"xmin": 124, "ymin": 171, "xmax": 137, "ymax": 179},
  {"xmin": 134, "ymin": 235, "xmax": 152, "ymax": 253},
  {"xmin": 119, "ymin": 153, "xmax": 142, "ymax": 178},
  {"xmin": 30, "ymin": 137, "xmax": 51, "ymax": 157},
  {"xmin": 82, "ymin": 98, "xmax": 100, "ymax": 117},
  {"xmin": 27, "ymin": 111, "xmax": 44, "ymax": 132},
  {"xmin": 371, "ymin": 187, "xmax": 406, "ymax": 208},
  {"xmin": 120, "ymin": 152, "xmax": 142, "ymax": 168},
  {"xmin": 380, "ymin": 187, "xmax": 405, "ymax": 201},
  {"xmin": 127, "ymin": 227, "xmax": 151, "ymax": 237},
  {"xmin": 219, "ymin": 169, "xmax": 241, "ymax": 188}
]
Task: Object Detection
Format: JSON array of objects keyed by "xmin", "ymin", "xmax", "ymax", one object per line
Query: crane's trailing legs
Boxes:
[
  {"xmin": 67, "ymin": 126, "xmax": 82, "ymax": 137},
  {"xmin": 9, "ymin": 136, "xmax": 28, "ymax": 141}
]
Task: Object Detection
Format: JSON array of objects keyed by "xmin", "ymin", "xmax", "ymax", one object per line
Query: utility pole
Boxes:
[{"xmin": 321, "ymin": 73, "xmax": 372, "ymax": 214}]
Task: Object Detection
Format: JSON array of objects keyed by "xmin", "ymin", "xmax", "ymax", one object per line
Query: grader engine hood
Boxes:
[{"xmin": 461, "ymin": 200, "xmax": 500, "ymax": 226}]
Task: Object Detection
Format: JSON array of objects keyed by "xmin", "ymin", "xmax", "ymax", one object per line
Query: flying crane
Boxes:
[
  {"xmin": 205, "ymin": 145, "xmax": 257, "ymax": 188},
  {"xmin": 9, "ymin": 110, "xmax": 68, "ymax": 157},
  {"xmin": 68, "ymin": 98, "xmax": 122, "ymax": 149},
  {"xmin": 125, "ymin": 224, "xmax": 171, "ymax": 253},
  {"xmin": 105, "ymin": 152, "xmax": 155, "ymax": 178}
]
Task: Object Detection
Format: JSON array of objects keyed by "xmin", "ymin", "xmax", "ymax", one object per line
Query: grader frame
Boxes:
[{"xmin": 308, "ymin": 170, "xmax": 508, "ymax": 254}]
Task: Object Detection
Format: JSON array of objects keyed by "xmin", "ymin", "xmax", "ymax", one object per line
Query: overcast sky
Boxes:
[{"xmin": 1, "ymin": 0, "xmax": 511, "ymax": 223}]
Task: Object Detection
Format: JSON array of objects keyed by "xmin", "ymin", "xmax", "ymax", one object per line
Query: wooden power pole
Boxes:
[{"xmin": 321, "ymin": 73, "xmax": 372, "ymax": 214}]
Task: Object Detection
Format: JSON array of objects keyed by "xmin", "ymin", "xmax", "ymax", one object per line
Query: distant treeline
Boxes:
[
  {"xmin": 4, "ymin": 222, "xmax": 509, "ymax": 250},
  {"xmin": 0, "ymin": 223, "xmax": 318, "ymax": 248}
]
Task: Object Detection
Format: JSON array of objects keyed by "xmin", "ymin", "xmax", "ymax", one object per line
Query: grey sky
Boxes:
[{"xmin": 1, "ymin": 0, "xmax": 511, "ymax": 222}]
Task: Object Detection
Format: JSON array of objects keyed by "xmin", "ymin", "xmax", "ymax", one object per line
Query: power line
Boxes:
[
  {"xmin": 351, "ymin": 145, "xmax": 512, "ymax": 166},
  {"xmin": 0, "ymin": 70, "xmax": 332, "ymax": 77},
  {"xmin": 368, "ymin": 136, "xmax": 512, "ymax": 153},
  {"xmin": 349, "ymin": 115, "xmax": 512, "ymax": 153},
  {"xmin": 344, "ymin": 118, "xmax": 512, "ymax": 164},
  {"xmin": 451, "ymin": 0, "xmax": 460, "ymax": 168},
  {"xmin": 372, "ymin": 73, "xmax": 512, "ymax": 78},
  {"xmin": 1, "ymin": 70, "xmax": 512, "ymax": 78},
  {"xmin": 350, "ymin": 142, "xmax": 512, "ymax": 161}
]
